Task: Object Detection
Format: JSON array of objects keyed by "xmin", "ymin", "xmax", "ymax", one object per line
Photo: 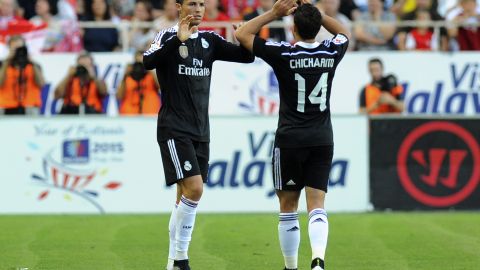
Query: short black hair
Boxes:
[
  {"xmin": 368, "ymin": 58, "xmax": 383, "ymax": 68},
  {"xmin": 293, "ymin": 3, "xmax": 322, "ymax": 40},
  {"xmin": 176, "ymin": 0, "xmax": 184, "ymax": 4}
]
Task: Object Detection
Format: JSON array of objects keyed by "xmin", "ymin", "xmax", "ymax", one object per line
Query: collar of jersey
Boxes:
[
  {"xmin": 294, "ymin": 41, "xmax": 320, "ymax": 48},
  {"xmin": 173, "ymin": 24, "xmax": 199, "ymax": 39}
]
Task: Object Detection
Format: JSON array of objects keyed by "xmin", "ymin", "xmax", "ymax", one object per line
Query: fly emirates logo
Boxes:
[{"xmin": 178, "ymin": 58, "xmax": 211, "ymax": 76}]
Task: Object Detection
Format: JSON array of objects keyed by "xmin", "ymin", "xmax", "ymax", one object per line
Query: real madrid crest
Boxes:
[
  {"xmin": 201, "ymin": 38, "xmax": 209, "ymax": 49},
  {"xmin": 179, "ymin": 44, "xmax": 188, "ymax": 59}
]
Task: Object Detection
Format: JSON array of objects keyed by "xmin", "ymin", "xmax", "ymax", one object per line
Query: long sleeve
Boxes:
[
  {"xmin": 212, "ymin": 33, "xmax": 254, "ymax": 63},
  {"xmin": 143, "ymin": 31, "xmax": 182, "ymax": 70}
]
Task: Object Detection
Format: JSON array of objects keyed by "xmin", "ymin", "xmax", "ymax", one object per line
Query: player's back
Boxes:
[{"xmin": 252, "ymin": 34, "xmax": 349, "ymax": 147}]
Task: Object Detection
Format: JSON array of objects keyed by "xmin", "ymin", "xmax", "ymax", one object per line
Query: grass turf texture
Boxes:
[{"xmin": 0, "ymin": 212, "xmax": 479, "ymax": 270}]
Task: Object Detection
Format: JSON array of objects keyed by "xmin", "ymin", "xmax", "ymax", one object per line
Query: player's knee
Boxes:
[
  {"xmin": 182, "ymin": 182, "xmax": 203, "ymax": 201},
  {"xmin": 191, "ymin": 185, "xmax": 203, "ymax": 198}
]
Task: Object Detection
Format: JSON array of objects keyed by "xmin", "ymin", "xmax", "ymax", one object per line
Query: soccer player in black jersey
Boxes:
[
  {"xmin": 235, "ymin": 0, "xmax": 350, "ymax": 269},
  {"xmin": 143, "ymin": 0, "xmax": 254, "ymax": 269}
]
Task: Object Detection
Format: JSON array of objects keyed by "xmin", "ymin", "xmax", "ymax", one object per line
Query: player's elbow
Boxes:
[
  {"xmin": 235, "ymin": 29, "xmax": 250, "ymax": 44},
  {"xmin": 234, "ymin": 31, "xmax": 244, "ymax": 43},
  {"xmin": 236, "ymin": 35, "xmax": 254, "ymax": 54}
]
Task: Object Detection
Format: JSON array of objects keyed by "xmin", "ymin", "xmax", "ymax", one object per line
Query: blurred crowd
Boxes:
[
  {"xmin": 0, "ymin": 33, "xmax": 159, "ymax": 116},
  {"xmin": 0, "ymin": 0, "xmax": 479, "ymax": 53},
  {"xmin": 0, "ymin": 0, "xmax": 479, "ymax": 116}
]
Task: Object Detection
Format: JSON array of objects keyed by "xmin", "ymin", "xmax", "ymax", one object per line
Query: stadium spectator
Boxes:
[
  {"xmin": 315, "ymin": 0, "xmax": 355, "ymax": 50},
  {"xmin": 396, "ymin": 0, "xmax": 449, "ymax": 51},
  {"xmin": 17, "ymin": 0, "xmax": 39, "ymax": 20},
  {"xmin": 80, "ymin": 0, "xmax": 120, "ymax": 52},
  {"xmin": 243, "ymin": 0, "xmax": 287, "ymax": 42},
  {"xmin": 128, "ymin": 0, "xmax": 155, "ymax": 52},
  {"xmin": 0, "ymin": 35, "xmax": 45, "ymax": 115},
  {"xmin": 56, "ymin": 0, "xmax": 77, "ymax": 20},
  {"xmin": 76, "ymin": 0, "xmax": 85, "ymax": 18},
  {"xmin": 0, "ymin": 0, "xmax": 27, "ymax": 26},
  {"xmin": 44, "ymin": 0, "xmax": 85, "ymax": 52},
  {"xmin": 153, "ymin": 0, "xmax": 178, "ymax": 31},
  {"xmin": 29, "ymin": 0, "xmax": 64, "ymax": 52},
  {"xmin": 54, "ymin": 51, "xmax": 107, "ymax": 114},
  {"xmin": 150, "ymin": 0, "xmax": 165, "ymax": 19},
  {"xmin": 403, "ymin": 9, "xmax": 441, "ymax": 50},
  {"xmin": 447, "ymin": 0, "xmax": 480, "ymax": 50},
  {"xmin": 354, "ymin": 0, "xmax": 397, "ymax": 51},
  {"xmin": 339, "ymin": 0, "xmax": 361, "ymax": 20},
  {"xmin": 390, "ymin": 0, "xmax": 421, "ymax": 17},
  {"xmin": 222, "ymin": 0, "xmax": 257, "ymax": 20},
  {"xmin": 354, "ymin": 0, "xmax": 370, "ymax": 12},
  {"xmin": 117, "ymin": 51, "xmax": 160, "ymax": 115},
  {"xmin": 359, "ymin": 58, "xmax": 404, "ymax": 114},
  {"xmin": 110, "ymin": 0, "xmax": 135, "ymax": 19},
  {"xmin": 410, "ymin": 0, "xmax": 442, "ymax": 20},
  {"xmin": 0, "ymin": 0, "xmax": 35, "ymax": 56},
  {"xmin": 201, "ymin": 0, "xmax": 230, "ymax": 38},
  {"xmin": 437, "ymin": 0, "xmax": 480, "ymax": 16}
]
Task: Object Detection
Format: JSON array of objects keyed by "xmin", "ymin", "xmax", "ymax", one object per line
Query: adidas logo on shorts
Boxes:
[{"xmin": 286, "ymin": 179, "xmax": 296, "ymax": 186}]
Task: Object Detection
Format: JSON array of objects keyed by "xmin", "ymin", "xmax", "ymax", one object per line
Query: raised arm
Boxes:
[
  {"xmin": 116, "ymin": 64, "xmax": 132, "ymax": 100},
  {"xmin": 94, "ymin": 78, "xmax": 107, "ymax": 96},
  {"xmin": 235, "ymin": 0, "xmax": 298, "ymax": 52},
  {"xmin": 213, "ymin": 33, "xmax": 254, "ymax": 63},
  {"xmin": 143, "ymin": 16, "xmax": 198, "ymax": 70},
  {"xmin": 0, "ymin": 59, "xmax": 10, "ymax": 87},
  {"xmin": 321, "ymin": 12, "xmax": 352, "ymax": 39},
  {"xmin": 32, "ymin": 63, "xmax": 45, "ymax": 88},
  {"xmin": 54, "ymin": 66, "xmax": 75, "ymax": 99}
]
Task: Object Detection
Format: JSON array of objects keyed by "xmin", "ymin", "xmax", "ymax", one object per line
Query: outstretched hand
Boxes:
[
  {"xmin": 272, "ymin": 0, "xmax": 299, "ymax": 18},
  {"xmin": 178, "ymin": 15, "xmax": 198, "ymax": 42}
]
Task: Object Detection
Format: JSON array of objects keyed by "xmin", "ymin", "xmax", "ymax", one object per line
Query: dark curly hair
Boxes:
[{"xmin": 293, "ymin": 3, "xmax": 322, "ymax": 40}]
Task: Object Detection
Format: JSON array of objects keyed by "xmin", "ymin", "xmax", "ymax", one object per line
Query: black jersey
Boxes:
[
  {"xmin": 253, "ymin": 34, "xmax": 349, "ymax": 148},
  {"xmin": 143, "ymin": 25, "xmax": 254, "ymax": 142}
]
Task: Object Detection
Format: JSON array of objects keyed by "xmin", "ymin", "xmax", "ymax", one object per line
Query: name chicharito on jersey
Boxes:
[
  {"xmin": 290, "ymin": 58, "xmax": 334, "ymax": 69},
  {"xmin": 178, "ymin": 58, "xmax": 211, "ymax": 76}
]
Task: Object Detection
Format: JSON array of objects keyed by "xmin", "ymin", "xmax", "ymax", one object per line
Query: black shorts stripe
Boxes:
[
  {"xmin": 274, "ymin": 147, "xmax": 282, "ymax": 190},
  {"xmin": 167, "ymin": 139, "xmax": 183, "ymax": 179},
  {"xmin": 159, "ymin": 137, "xmax": 210, "ymax": 186}
]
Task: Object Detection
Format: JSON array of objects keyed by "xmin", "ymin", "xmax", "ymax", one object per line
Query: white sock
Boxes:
[
  {"xmin": 175, "ymin": 195, "xmax": 198, "ymax": 260},
  {"xmin": 278, "ymin": 212, "xmax": 300, "ymax": 269},
  {"xmin": 308, "ymin": 208, "xmax": 329, "ymax": 261},
  {"xmin": 167, "ymin": 203, "xmax": 178, "ymax": 269}
]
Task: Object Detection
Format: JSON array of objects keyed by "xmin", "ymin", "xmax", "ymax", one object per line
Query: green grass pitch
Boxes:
[{"xmin": 1, "ymin": 212, "xmax": 479, "ymax": 270}]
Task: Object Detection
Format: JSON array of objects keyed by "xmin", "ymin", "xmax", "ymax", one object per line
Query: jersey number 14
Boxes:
[{"xmin": 295, "ymin": 72, "xmax": 328, "ymax": 113}]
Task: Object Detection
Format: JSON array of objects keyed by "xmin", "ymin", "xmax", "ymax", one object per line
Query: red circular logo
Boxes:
[{"xmin": 397, "ymin": 121, "xmax": 480, "ymax": 207}]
